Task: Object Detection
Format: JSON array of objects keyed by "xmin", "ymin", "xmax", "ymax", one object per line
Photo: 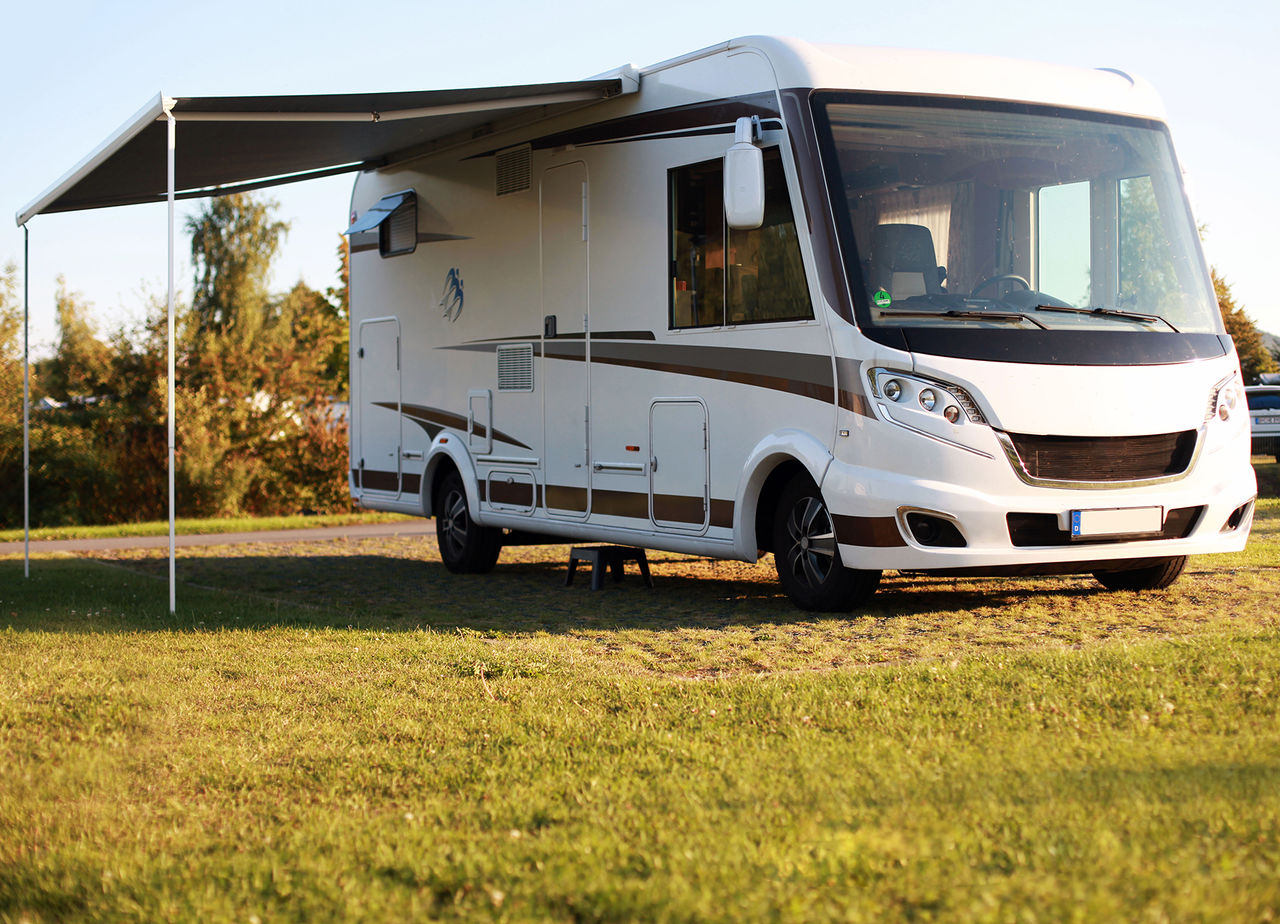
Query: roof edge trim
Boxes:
[{"xmin": 17, "ymin": 93, "xmax": 170, "ymax": 227}]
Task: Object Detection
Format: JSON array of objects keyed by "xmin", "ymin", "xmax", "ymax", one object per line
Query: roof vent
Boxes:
[{"xmin": 496, "ymin": 145, "xmax": 532, "ymax": 196}]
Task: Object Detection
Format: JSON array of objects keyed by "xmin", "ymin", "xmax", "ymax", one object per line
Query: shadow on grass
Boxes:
[
  {"xmin": 6, "ymin": 474, "xmax": 1271, "ymax": 637},
  {"xmin": 1, "ymin": 548, "xmax": 1109, "ymax": 636}
]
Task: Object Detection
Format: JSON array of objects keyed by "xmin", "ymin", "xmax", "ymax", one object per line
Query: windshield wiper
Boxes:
[
  {"xmin": 1033, "ymin": 304, "xmax": 1180, "ymax": 332},
  {"xmin": 879, "ymin": 309, "xmax": 1049, "ymax": 330}
]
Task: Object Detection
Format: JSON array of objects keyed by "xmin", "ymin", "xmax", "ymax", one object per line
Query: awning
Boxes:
[
  {"xmin": 14, "ymin": 66, "xmax": 638, "ymax": 612},
  {"xmin": 16, "ymin": 71, "xmax": 638, "ymax": 226}
]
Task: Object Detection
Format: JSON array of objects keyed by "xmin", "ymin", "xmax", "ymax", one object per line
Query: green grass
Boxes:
[
  {"xmin": 0, "ymin": 510, "xmax": 412, "ymax": 543},
  {"xmin": 0, "ymin": 467, "xmax": 1277, "ymax": 922}
]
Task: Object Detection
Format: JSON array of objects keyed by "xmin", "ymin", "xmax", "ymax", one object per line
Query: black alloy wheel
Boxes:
[
  {"xmin": 435, "ymin": 471, "xmax": 502, "ymax": 573},
  {"xmin": 773, "ymin": 474, "xmax": 881, "ymax": 611}
]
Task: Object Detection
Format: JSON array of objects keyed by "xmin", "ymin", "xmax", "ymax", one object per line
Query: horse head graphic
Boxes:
[{"xmin": 439, "ymin": 267, "xmax": 464, "ymax": 322}]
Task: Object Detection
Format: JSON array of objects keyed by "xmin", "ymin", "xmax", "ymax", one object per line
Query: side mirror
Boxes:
[{"xmin": 724, "ymin": 116, "xmax": 764, "ymax": 230}]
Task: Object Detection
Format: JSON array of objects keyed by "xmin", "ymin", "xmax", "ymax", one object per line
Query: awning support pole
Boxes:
[
  {"xmin": 166, "ymin": 110, "xmax": 176, "ymax": 614},
  {"xmin": 22, "ymin": 225, "xmax": 30, "ymax": 578}
]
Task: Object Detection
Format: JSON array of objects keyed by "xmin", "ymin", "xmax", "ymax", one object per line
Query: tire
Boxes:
[
  {"xmin": 434, "ymin": 471, "xmax": 502, "ymax": 573},
  {"xmin": 773, "ymin": 474, "xmax": 881, "ymax": 612},
  {"xmin": 1092, "ymin": 556, "xmax": 1186, "ymax": 591}
]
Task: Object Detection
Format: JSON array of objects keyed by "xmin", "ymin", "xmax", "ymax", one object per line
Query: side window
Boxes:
[
  {"xmin": 380, "ymin": 194, "xmax": 417, "ymax": 257},
  {"xmin": 346, "ymin": 190, "xmax": 417, "ymax": 258},
  {"xmin": 669, "ymin": 149, "xmax": 812, "ymax": 328}
]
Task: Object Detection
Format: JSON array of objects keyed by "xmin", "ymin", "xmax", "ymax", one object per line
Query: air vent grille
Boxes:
[
  {"xmin": 496, "ymin": 145, "xmax": 531, "ymax": 196},
  {"xmin": 497, "ymin": 343, "xmax": 535, "ymax": 392}
]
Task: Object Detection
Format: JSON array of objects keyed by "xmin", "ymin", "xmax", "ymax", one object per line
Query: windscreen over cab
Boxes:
[{"xmin": 812, "ymin": 93, "xmax": 1227, "ymax": 365}]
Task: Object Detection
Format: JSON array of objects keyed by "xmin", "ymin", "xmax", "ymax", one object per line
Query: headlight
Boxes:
[
  {"xmin": 1209, "ymin": 374, "xmax": 1242, "ymax": 423},
  {"xmin": 865, "ymin": 368, "xmax": 995, "ymax": 458},
  {"xmin": 867, "ymin": 368, "xmax": 986, "ymax": 424}
]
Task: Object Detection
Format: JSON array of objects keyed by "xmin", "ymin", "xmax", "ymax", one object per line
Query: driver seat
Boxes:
[{"xmin": 867, "ymin": 224, "xmax": 946, "ymax": 299}]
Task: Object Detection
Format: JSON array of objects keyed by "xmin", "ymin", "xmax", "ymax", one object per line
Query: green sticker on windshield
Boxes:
[{"xmin": 873, "ymin": 288, "xmax": 892, "ymax": 308}]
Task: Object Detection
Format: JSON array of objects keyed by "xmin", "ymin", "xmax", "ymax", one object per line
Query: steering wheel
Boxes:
[{"xmin": 970, "ymin": 274, "xmax": 1031, "ymax": 298}]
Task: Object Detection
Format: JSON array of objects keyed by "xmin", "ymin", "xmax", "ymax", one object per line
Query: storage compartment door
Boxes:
[{"xmin": 649, "ymin": 399, "xmax": 708, "ymax": 531}]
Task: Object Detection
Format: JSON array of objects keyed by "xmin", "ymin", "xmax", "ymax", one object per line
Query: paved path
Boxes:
[{"xmin": 0, "ymin": 520, "xmax": 435, "ymax": 556}]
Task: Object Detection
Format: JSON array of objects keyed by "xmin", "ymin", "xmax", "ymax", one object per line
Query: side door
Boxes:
[
  {"xmin": 649, "ymin": 399, "xmax": 709, "ymax": 532},
  {"xmin": 541, "ymin": 161, "xmax": 591, "ymax": 518},
  {"xmin": 357, "ymin": 317, "xmax": 401, "ymax": 497}
]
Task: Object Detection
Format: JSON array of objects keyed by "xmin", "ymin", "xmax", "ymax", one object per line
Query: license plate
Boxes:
[
  {"xmin": 1256, "ymin": 415, "xmax": 1280, "ymax": 425},
  {"xmin": 1070, "ymin": 506, "xmax": 1163, "ymax": 539}
]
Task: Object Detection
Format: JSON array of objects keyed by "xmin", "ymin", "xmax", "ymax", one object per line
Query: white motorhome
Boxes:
[{"xmin": 345, "ymin": 36, "xmax": 1256, "ymax": 610}]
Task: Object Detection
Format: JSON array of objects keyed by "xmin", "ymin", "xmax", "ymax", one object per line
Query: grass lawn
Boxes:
[
  {"xmin": 1, "ymin": 468, "xmax": 1277, "ymax": 922},
  {"xmin": 0, "ymin": 511, "xmax": 412, "ymax": 544}
]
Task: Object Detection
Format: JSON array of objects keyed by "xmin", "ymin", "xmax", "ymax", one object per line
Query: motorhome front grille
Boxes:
[
  {"xmin": 496, "ymin": 145, "xmax": 531, "ymax": 196},
  {"xmin": 1005, "ymin": 430, "xmax": 1197, "ymax": 482},
  {"xmin": 496, "ymin": 343, "xmax": 535, "ymax": 391}
]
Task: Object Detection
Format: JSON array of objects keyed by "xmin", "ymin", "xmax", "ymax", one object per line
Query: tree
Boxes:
[
  {"xmin": 0, "ymin": 264, "xmax": 24, "ymax": 526},
  {"xmin": 4, "ymin": 194, "xmax": 351, "ymax": 527},
  {"xmin": 39, "ymin": 278, "xmax": 114, "ymax": 402},
  {"xmin": 187, "ymin": 193, "xmax": 289, "ymax": 337},
  {"xmin": 1214, "ymin": 269, "xmax": 1277, "ymax": 384},
  {"xmin": 178, "ymin": 194, "xmax": 349, "ymax": 517}
]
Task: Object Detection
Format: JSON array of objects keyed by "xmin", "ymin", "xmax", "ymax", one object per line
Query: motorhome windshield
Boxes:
[{"xmin": 813, "ymin": 95, "xmax": 1223, "ymax": 352}]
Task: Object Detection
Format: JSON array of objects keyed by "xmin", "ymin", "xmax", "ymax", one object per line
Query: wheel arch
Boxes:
[
  {"xmin": 421, "ymin": 437, "xmax": 480, "ymax": 519},
  {"xmin": 733, "ymin": 429, "xmax": 834, "ymax": 560}
]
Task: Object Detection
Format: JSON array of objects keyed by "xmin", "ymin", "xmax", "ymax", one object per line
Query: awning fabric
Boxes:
[{"xmin": 17, "ymin": 74, "xmax": 637, "ymax": 226}]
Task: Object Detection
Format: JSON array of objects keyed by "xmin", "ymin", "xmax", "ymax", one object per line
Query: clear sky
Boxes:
[{"xmin": 4, "ymin": 0, "xmax": 1277, "ymax": 352}]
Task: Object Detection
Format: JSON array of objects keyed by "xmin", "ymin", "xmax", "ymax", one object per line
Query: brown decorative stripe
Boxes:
[
  {"xmin": 469, "ymin": 93, "xmax": 783, "ymax": 158},
  {"xmin": 579, "ymin": 341, "xmax": 834, "ymax": 404},
  {"xmin": 518, "ymin": 482, "xmax": 737, "ymax": 528},
  {"xmin": 486, "ymin": 478, "xmax": 538, "ymax": 508},
  {"xmin": 545, "ymin": 484, "xmax": 588, "ymax": 512},
  {"xmin": 374, "ymin": 402, "xmax": 533, "ymax": 451},
  {"xmin": 441, "ymin": 337, "xmax": 837, "ymax": 405},
  {"xmin": 652, "ymin": 493, "xmax": 705, "ymax": 525},
  {"xmin": 356, "ymin": 468, "xmax": 399, "ymax": 492},
  {"xmin": 587, "ymin": 488, "xmax": 648, "ymax": 520},
  {"xmin": 832, "ymin": 514, "xmax": 906, "ymax": 548},
  {"xmin": 833, "ymin": 357, "xmax": 874, "ymax": 417}
]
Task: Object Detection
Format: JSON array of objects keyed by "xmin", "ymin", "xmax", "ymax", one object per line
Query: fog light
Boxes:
[
  {"xmin": 884, "ymin": 379, "xmax": 902, "ymax": 401},
  {"xmin": 919, "ymin": 388, "xmax": 936, "ymax": 411},
  {"xmin": 1219, "ymin": 405, "xmax": 1230, "ymax": 421},
  {"xmin": 943, "ymin": 405, "xmax": 960, "ymax": 423}
]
